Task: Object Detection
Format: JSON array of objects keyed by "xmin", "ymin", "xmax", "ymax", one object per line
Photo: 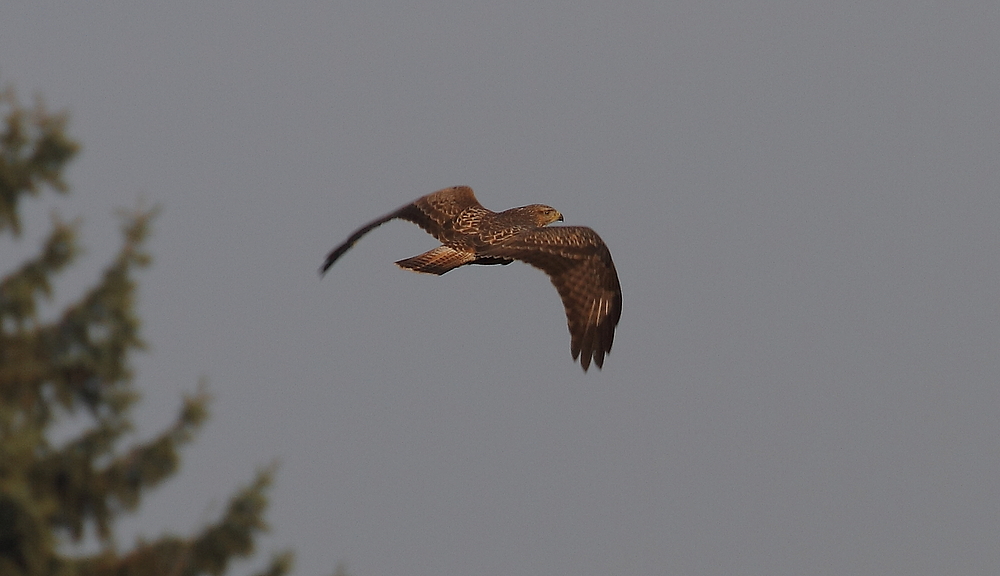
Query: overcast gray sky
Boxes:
[{"xmin": 4, "ymin": 1, "xmax": 999, "ymax": 575}]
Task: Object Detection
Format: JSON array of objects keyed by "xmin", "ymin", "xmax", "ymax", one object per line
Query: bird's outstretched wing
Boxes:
[
  {"xmin": 320, "ymin": 186, "xmax": 483, "ymax": 274},
  {"xmin": 481, "ymin": 226, "xmax": 622, "ymax": 371}
]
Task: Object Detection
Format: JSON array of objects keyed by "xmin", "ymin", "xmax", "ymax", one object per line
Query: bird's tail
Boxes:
[{"xmin": 395, "ymin": 246, "xmax": 475, "ymax": 275}]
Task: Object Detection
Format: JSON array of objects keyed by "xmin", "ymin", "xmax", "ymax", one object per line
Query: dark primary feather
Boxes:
[{"xmin": 319, "ymin": 210, "xmax": 399, "ymax": 274}]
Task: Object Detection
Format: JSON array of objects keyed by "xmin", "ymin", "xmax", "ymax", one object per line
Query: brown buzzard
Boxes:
[{"xmin": 320, "ymin": 186, "xmax": 622, "ymax": 371}]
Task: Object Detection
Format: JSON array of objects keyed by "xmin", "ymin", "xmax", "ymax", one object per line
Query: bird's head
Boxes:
[{"xmin": 525, "ymin": 204, "xmax": 564, "ymax": 226}]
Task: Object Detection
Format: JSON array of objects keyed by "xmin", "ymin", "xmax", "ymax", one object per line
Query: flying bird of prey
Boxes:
[{"xmin": 320, "ymin": 186, "xmax": 622, "ymax": 371}]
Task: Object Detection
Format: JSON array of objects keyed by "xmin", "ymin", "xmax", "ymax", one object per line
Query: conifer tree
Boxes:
[{"xmin": 0, "ymin": 83, "xmax": 294, "ymax": 576}]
